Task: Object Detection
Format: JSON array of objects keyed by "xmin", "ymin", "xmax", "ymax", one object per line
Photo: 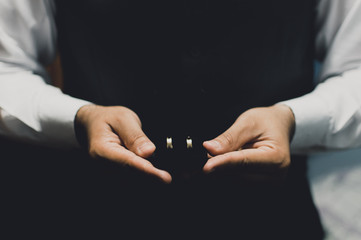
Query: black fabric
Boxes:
[
  {"xmin": 2, "ymin": 0, "xmax": 325, "ymax": 239},
  {"xmin": 55, "ymin": 0, "xmax": 316, "ymax": 142},
  {"xmin": 2, "ymin": 138, "xmax": 324, "ymax": 239}
]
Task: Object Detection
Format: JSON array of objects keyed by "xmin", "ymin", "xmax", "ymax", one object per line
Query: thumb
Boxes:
[
  {"xmin": 124, "ymin": 131, "xmax": 156, "ymax": 158},
  {"xmin": 112, "ymin": 117, "xmax": 156, "ymax": 158},
  {"xmin": 203, "ymin": 130, "xmax": 238, "ymax": 156},
  {"xmin": 203, "ymin": 120, "xmax": 254, "ymax": 156}
]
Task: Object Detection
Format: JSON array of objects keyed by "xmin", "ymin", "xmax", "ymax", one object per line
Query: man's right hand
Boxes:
[{"xmin": 75, "ymin": 105, "xmax": 172, "ymax": 184}]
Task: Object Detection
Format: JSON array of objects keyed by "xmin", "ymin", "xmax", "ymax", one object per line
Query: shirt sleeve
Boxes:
[
  {"xmin": 280, "ymin": 0, "xmax": 361, "ymax": 153},
  {"xmin": 0, "ymin": 0, "xmax": 91, "ymax": 148}
]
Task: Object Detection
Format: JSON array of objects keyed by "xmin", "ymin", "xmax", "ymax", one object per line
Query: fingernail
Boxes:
[
  {"xmin": 203, "ymin": 166, "xmax": 215, "ymax": 174},
  {"xmin": 205, "ymin": 140, "xmax": 221, "ymax": 150},
  {"xmin": 158, "ymin": 170, "xmax": 172, "ymax": 184},
  {"xmin": 137, "ymin": 142, "xmax": 154, "ymax": 154},
  {"xmin": 203, "ymin": 163, "xmax": 215, "ymax": 174}
]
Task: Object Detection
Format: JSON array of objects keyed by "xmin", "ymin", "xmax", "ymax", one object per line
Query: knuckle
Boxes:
[
  {"xmin": 116, "ymin": 152, "xmax": 135, "ymax": 168},
  {"xmin": 272, "ymin": 147, "xmax": 290, "ymax": 170},
  {"xmin": 127, "ymin": 133, "xmax": 148, "ymax": 149},
  {"xmin": 279, "ymin": 154, "xmax": 291, "ymax": 169},
  {"xmin": 221, "ymin": 131, "xmax": 234, "ymax": 147},
  {"xmin": 240, "ymin": 110, "xmax": 257, "ymax": 128},
  {"xmin": 122, "ymin": 158, "xmax": 133, "ymax": 168},
  {"xmin": 141, "ymin": 160, "xmax": 153, "ymax": 171},
  {"xmin": 239, "ymin": 151, "xmax": 249, "ymax": 166},
  {"xmin": 127, "ymin": 155, "xmax": 152, "ymax": 172},
  {"xmin": 88, "ymin": 144, "xmax": 100, "ymax": 158},
  {"xmin": 117, "ymin": 107, "xmax": 141, "ymax": 126},
  {"xmin": 88, "ymin": 141, "xmax": 106, "ymax": 159}
]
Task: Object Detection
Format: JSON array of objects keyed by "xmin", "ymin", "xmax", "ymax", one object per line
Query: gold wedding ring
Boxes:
[
  {"xmin": 166, "ymin": 137, "xmax": 173, "ymax": 149},
  {"xmin": 186, "ymin": 136, "xmax": 192, "ymax": 149}
]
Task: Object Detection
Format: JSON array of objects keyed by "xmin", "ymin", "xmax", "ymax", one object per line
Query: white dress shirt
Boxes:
[{"xmin": 0, "ymin": 0, "xmax": 361, "ymax": 152}]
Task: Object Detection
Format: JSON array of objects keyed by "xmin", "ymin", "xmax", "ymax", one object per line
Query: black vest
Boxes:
[{"xmin": 54, "ymin": 1, "xmax": 324, "ymax": 239}]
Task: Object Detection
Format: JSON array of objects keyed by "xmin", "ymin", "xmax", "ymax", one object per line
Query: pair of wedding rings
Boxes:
[{"xmin": 166, "ymin": 136, "xmax": 193, "ymax": 149}]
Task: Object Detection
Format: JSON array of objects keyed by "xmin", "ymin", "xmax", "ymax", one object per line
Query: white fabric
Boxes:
[
  {"xmin": 308, "ymin": 148, "xmax": 361, "ymax": 240},
  {"xmin": 0, "ymin": 0, "xmax": 361, "ymax": 151},
  {"xmin": 0, "ymin": 0, "xmax": 90, "ymax": 148},
  {"xmin": 281, "ymin": 0, "xmax": 361, "ymax": 153}
]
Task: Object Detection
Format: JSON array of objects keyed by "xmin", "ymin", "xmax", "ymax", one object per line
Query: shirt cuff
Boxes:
[
  {"xmin": 37, "ymin": 85, "xmax": 92, "ymax": 148},
  {"xmin": 279, "ymin": 92, "xmax": 332, "ymax": 154}
]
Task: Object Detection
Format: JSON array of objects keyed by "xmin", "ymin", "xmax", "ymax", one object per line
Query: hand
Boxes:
[
  {"xmin": 75, "ymin": 105, "xmax": 172, "ymax": 184},
  {"xmin": 202, "ymin": 104, "xmax": 295, "ymax": 183}
]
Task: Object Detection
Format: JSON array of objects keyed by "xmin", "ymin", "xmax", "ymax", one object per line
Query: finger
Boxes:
[
  {"xmin": 99, "ymin": 144, "xmax": 172, "ymax": 184},
  {"xmin": 203, "ymin": 119, "xmax": 258, "ymax": 156},
  {"xmin": 203, "ymin": 148, "xmax": 287, "ymax": 174},
  {"xmin": 111, "ymin": 116, "xmax": 156, "ymax": 158}
]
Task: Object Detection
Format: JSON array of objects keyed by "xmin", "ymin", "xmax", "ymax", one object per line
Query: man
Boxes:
[{"xmin": 1, "ymin": 0, "xmax": 361, "ymax": 239}]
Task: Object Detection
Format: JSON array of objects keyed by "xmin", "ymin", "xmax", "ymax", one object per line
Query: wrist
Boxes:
[
  {"xmin": 273, "ymin": 104, "xmax": 296, "ymax": 142},
  {"xmin": 74, "ymin": 104, "xmax": 97, "ymax": 148}
]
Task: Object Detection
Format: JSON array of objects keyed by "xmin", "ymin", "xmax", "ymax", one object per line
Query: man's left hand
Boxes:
[{"xmin": 203, "ymin": 104, "xmax": 295, "ymax": 183}]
